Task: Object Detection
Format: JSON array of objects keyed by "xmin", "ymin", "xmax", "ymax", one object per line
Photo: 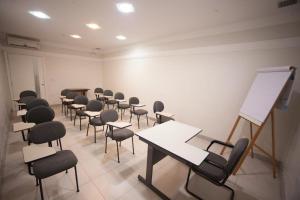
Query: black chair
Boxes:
[
  {"xmin": 107, "ymin": 92, "xmax": 123, "ymax": 109},
  {"xmin": 28, "ymin": 121, "xmax": 66, "ymax": 150},
  {"xmin": 103, "ymin": 89, "xmax": 113, "ymax": 107},
  {"xmin": 86, "ymin": 101, "xmax": 105, "ymax": 143},
  {"xmin": 129, "ymin": 97, "xmax": 148, "ymax": 129},
  {"xmin": 185, "ymin": 138, "xmax": 249, "ymax": 200},
  {"xmin": 101, "ymin": 109, "xmax": 135, "ymax": 163},
  {"xmin": 116, "ymin": 93, "xmax": 130, "ymax": 120},
  {"xmin": 64, "ymin": 92, "xmax": 77, "ymax": 116},
  {"xmin": 60, "ymin": 89, "xmax": 70, "ymax": 113},
  {"xmin": 26, "ymin": 106, "xmax": 55, "ymax": 124},
  {"xmin": 69, "ymin": 95, "xmax": 88, "ymax": 121},
  {"xmin": 20, "ymin": 90, "xmax": 37, "ymax": 98},
  {"xmin": 27, "ymin": 98, "xmax": 49, "ymax": 111},
  {"xmin": 153, "ymin": 101, "xmax": 174, "ymax": 126},
  {"xmin": 94, "ymin": 87, "xmax": 103, "ymax": 100}
]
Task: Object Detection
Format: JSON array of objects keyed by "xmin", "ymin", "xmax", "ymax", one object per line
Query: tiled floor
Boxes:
[{"xmin": 1, "ymin": 105, "xmax": 282, "ymax": 200}]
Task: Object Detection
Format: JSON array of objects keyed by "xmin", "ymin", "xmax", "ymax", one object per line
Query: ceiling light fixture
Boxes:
[
  {"xmin": 116, "ymin": 35, "xmax": 127, "ymax": 40},
  {"xmin": 28, "ymin": 11, "xmax": 50, "ymax": 19},
  {"xmin": 116, "ymin": 2, "xmax": 135, "ymax": 13},
  {"xmin": 86, "ymin": 23, "xmax": 101, "ymax": 30},
  {"xmin": 70, "ymin": 34, "xmax": 82, "ymax": 39}
]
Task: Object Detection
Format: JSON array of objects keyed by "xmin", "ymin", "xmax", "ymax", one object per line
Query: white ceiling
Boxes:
[{"xmin": 0, "ymin": 0, "xmax": 299, "ymax": 52}]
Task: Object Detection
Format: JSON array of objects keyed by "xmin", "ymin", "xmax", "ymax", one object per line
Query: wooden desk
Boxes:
[
  {"xmin": 136, "ymin": 121, "xmax": 208, "ymax": 200},
  {"xmin": 66, "ymin": 88, "xmax": 90, "ymax": 96}
]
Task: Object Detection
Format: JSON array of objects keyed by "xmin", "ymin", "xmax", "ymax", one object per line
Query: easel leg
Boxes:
[
  {"xmin": 250, "ymin": 122, "xmax": 254, "ymax": 158},
  {"xmin": 221, "ymin": 116, "xmax": 241, "ymax": 155},
  {"xmin": 271, "ymin": 111, "xmax": 277, "ymax": 178}
]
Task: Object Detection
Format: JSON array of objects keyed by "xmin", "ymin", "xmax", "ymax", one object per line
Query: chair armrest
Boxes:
[{"xmin": 207, "ymin": 140, "xmax": 234, "ymax": 151}]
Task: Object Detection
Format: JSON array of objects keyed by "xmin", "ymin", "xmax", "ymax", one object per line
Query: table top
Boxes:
[
  {"xmin": 63, "ymin": 98, "xmax": 74, "ymax": 102},
  {"xmin": 84, "ymin": 111, "xmax": 101, "ymax": 117},
  {"xmin": 71, "ymin": 104, "xmax": 86, "ymax": 109},
  {"xmin": 155, "ymin": 111, "xmax": 175, "ymax": 118},
  {"xmin": 17, "ymin": 109, "xmax": 27, "ymax": 116},
  {"xmin": 12, "ymin": 98, "xmax": 20, "ymax": 102},
  {"xmin": 17, "ymin": 102, "xmax": 26, "ymax": 106},
  {"xmin": 60, "ymin": 95, "xmax": 66, "ymax": 99},
  {"xmin": 13, "ymin": 122, "xmax": 35, "ymax": 132},
  {"xmin": 131, "ymin": 104, "xmax": 146, "ymax": 107},
  {"xmin": 23, "ymin": 145, "xmax": 56, "ymax": 163},
  {"xmin": 67, "ymin": 88, "xmax": 90, "ymax": 91},
  {"xmin": 107, "ymin": 121, "xmax": 132, "ymax": 129},
  {"xmin": 116, "ymin": 99, "xmax": 126, "ymax": 102},
  {"xmin": 136, "ymin": 121, "xmax": 208, "ymax": 165}
]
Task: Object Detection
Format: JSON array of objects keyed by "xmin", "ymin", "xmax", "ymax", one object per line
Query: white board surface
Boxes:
[{"xmin": 240, "ymin": 66, "xmax": 294, "ymax": 126}]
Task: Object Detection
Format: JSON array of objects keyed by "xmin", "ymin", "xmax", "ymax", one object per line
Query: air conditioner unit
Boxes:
[{"xmin": 6, "ymin": 34, "xmax": 41, "ymax": 50}]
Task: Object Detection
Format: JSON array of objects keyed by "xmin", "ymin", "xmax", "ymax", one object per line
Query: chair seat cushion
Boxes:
[
  {"xmin": 76, "ymin": 110, "xmax": 87, "ymax": 116},
  {"xmin": 118, "ymin": 104, "xmax": 130, "ymax": 109},
  {"xmin": 193, "ymin": 152, "xmax": 227, "ymax": 182},
  {"xmin": 33, "ymin": 150, "xmax": 78, "ymax": 179},
  {"xmin": 107, "ymin": 128, "xmax": 134, "ymax": 141},
  {"xmin": 90, "ymin": 117, "xmax": 104, "ymax": 126},
  {"xmin": 107, "ymin": 100, "xmax": 117, "ymax": 104},
  {"xmin": 132, "ymin": 109, "xmax": 148, "ymax": 115}
]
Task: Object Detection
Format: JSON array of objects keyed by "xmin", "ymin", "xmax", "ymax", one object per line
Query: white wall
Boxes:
[
  {"xmin": 0, "ymin": 48, "xmax": 12, "ymax": 191},
  {"xmin": 4, "ymin": 48, "xmax": 104, "ymax": 105}
]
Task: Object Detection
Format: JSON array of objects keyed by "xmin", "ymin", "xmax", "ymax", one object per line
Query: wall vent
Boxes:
[{"xmin": 6, "ymin": 34, "xmax": 40, "ymax": 50}]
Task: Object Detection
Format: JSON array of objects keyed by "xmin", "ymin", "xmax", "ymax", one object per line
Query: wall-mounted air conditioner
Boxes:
[{"xmin": 6, "ymin": 34, "xmax": 41, "ymax": 50}]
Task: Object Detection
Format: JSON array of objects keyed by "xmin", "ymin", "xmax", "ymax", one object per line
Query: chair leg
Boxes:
[
  {"xmin": 120, "ymin": 109, "xmax": 123, "ymax": 120},
  {"xmin": 105, "ymin": 136, "xmax": 108, "ymax": 153},
  {"xmin": 132, "ymin": 137, "xmax": 135, "ymax": 154},
  {"xmin": 146, "ymin": 114, "xmax": 149, "ymax": 125},
  {"xmin": 94, "ymin": 126, "xmax": 97, "ymax": 143},
  {"xmin": 86, "ymin": 123, "xmax": 90, "ymax": 136},
  {"xmin": 137, "ymin": 115, "xmax": 140, "ymax": 129},
  {"xmin": 79, "ymin": 117, "xmax": 82, "ymax": 131},
  {"xmin": 74, "ymin": 114, "xmax": 76, "ymax": 126},
  {"xmin": 59, "ymin": 139, "xmax": 62, "ymax": 150},
  {"xmin": 38, "ymin": 179, "xmax": 44, "ymax": 200},
  {"xmin": 35, "ymin": 177, "xmax": 39, "ymax": 186},
  {"xmin": 153, "ymin": 121, "xmax": 157, "ymax": 126},
  {"xmin": 116, "ymin": 141, "xmax": 120, "ymax": 163},
  {"xmin": 185, "ymin": 168, "xmax": 203, "ymax": 200},
  {"xmin": 74, "ymin": 166, "xmax": 80, "ymax": 192},
  {"xmin": 223, "ymin": 184, "xmax": 235, "ymax": 200},
  {"xmin": 129, "ymin": 113, "xmax": 132, "ymax": 122}
]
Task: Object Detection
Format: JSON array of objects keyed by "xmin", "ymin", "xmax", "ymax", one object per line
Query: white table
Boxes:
[
  {"xmin": 84, "ymin": 111, "xmax": 101, "ymax": 117},
  {"xmin": 23, "ymin": 145, "xmax": 56, "ymax": 175},
  {"xmin": 106, "ymin": 121, "xmax": 132, "ymax": 129},
  {"xmin": 13, "ymin": 122, "xmax": 35, "ymax": 141},
  {"xmin": 17, "ymin": 109, "xmax": 27, "ymax": 116},
  {"xmin": 136, "ymin": 121, "xmax": 208, "ymax": 199}
]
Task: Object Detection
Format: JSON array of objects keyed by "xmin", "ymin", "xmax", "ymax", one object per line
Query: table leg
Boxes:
[{"xmin": 138, "ymin": 145, "xmax": 169, "ymax": 200}]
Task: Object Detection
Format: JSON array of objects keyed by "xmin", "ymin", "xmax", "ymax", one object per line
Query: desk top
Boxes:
[
  {"xmin": 155, "ymin": 111, "xmax": 175, "ymax": 118},
  {"xmin": 67, "ymin": 88, "xmax": 90, "ymax": 91},
  {"xmin": 63, "ymin": 98, "xmax": 74, "ymax": 102},
  {"xmin": 107, "ymin": 121, "xmax": 132, "ymax": 129},
  {"xmin": 136, "ymin": 121, "xmax": 208, "ymax": 165},
  {"xmin": 116, "ymin": 99, "xmax": 126, "ymax": 102},
  {"xmin": 23, "ymin": 145, "xmax": 56, "ymax": 163},
  {"xmin": 17, "ymin": 109, "xmax": 27, "ymax": 116},
  {"xmin": 84, "ymin": 111, "xmax": 100, "ymax": 117},
  {"xmin": 131, "ymin": 104, "xmax": 146, "ymax": 107},
  {"xmin": 12, "ymin": 98, "xmax": 20, "ymax": 102},
  {"xmin": 60, "ymin": 95, "xmax": 66, "ymax": 99},
  {"xmin": 13, "ymin": 122, "xmax": 35, "ymax": 132},
  {"xmin": 71, "ymin": 104, "xmax": 86, "ymax": 109}
]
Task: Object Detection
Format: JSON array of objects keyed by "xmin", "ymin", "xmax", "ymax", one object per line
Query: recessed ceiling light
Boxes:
[
  {"xmin": 28, "ymin": 11, "xmax": 50, "ymax": 19},
  {"xmin": 116, "ymin": 2, "xmax": 135, "ymax": 13},
  {"xmin": 70, "ymin": 34, "xmax": 82, "ymax": 39},
  {"xmin": 86, "ymin": 23, "xmax": 101, "ymax": 30},
  {"xmin": 116, "ymin": 35, "xmax": 127, "ymax": 40}
]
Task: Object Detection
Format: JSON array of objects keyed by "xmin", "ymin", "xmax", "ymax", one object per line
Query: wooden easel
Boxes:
[{"xmin": 220, "ymin": 108, "xmax": 277, "ymax": 178}]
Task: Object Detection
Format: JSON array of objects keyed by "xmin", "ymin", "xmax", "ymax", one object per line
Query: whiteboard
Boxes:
[{"xmin": 240, "ymin": 66, "xmax": 295, "ymax": 126}]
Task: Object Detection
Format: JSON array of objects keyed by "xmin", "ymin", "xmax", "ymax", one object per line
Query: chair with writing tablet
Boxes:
[
  {"xmin": 69, "ymin": 95, "xmax": 88, "ymax": 121},
  {"xmin": 26, "ymin": 105, "xmax": 55, "ymax": 125},
  {"xmin": 27, "ymin": 98, "xmax": 49, "ymax": 111},
  {"xmin": 20, "ymin": 90, "xmax": 37, "ymax": 99},
  {"xmin": 94, "ymin": 87, "xmax": 104, "ymax": 100},
  {"xmin": 185, "ymin": 138, "xmax": 249, "ymax": 200},
  {"xmin": 116, "ymin": 92, "xmax": 130, "ymax": 120},
  {"xmin": 107, "ymin": 92, "xmax": 123, "ymax": 109},
  {"xmin": 129, "ymin": 97, "xmax": 149, "ymax": 129},
  {"xmin": 86, "ymin": 101, "xmax": 105, "ymax": 143},
  {"xmin": 153, "ymin": 101, "xmax": 174, "ymax": 126}
]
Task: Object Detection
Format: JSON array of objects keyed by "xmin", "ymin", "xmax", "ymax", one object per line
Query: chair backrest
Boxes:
[
  {"xmin": 114, "ymin": 92, "xmax": 124, "ymax": 100},
  {"xmin": 26, "ymin": 105, "xmax": 55, "ymax": 124},
  {"xmin": 94, "ymin": 88, "xmax": 103, "ymax": 93},
  {"xmin": 129, "ymin": 97, "xmax": 139, "ymax": 105},
  {"xmin": 103, "ymin": 90, "xmax": 113, "ymax": 96},
  {"xmin": 66, "ymin": 92, "xmax": 77, "ymax": 99},
  {"xmin": 86, "ymin": 100, "xmax": 103, "ymax": 111},
  {"xmin": 27, "ymin": 98, "xmax": 49, "ymax": 110},
  {"xmin": 20, "ymin": 96, "xmax": 36, "ymax": 106},
  {"xmin": 20, "ymin": 90, "xmax": 37, "ymax": 98},
  {"xmin": 226, "ymin": 138, "xmax": 249, "ymax": 174},
  {"xmin": 61, "ymin": 89, "xmax": 70, "ymax": 96},
  {"xmin": 74, "ymin": 95, "xmax": 88, "ymax": 105},
  {"xmin": 153, "ymin": 101, "xmax": 164, "ymax": 113},
  {"xmin": 100, "ymin": 109, "xmax": 118, "ymax": 123},
  {"xmin": 28, "ymin": 121, "xmax": 66, "ymax": 144}
]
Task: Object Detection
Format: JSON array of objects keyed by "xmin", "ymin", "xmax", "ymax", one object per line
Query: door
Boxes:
[{"xmin": 7, "ymin": 53, "xmax": 46, "ymax": 109}]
